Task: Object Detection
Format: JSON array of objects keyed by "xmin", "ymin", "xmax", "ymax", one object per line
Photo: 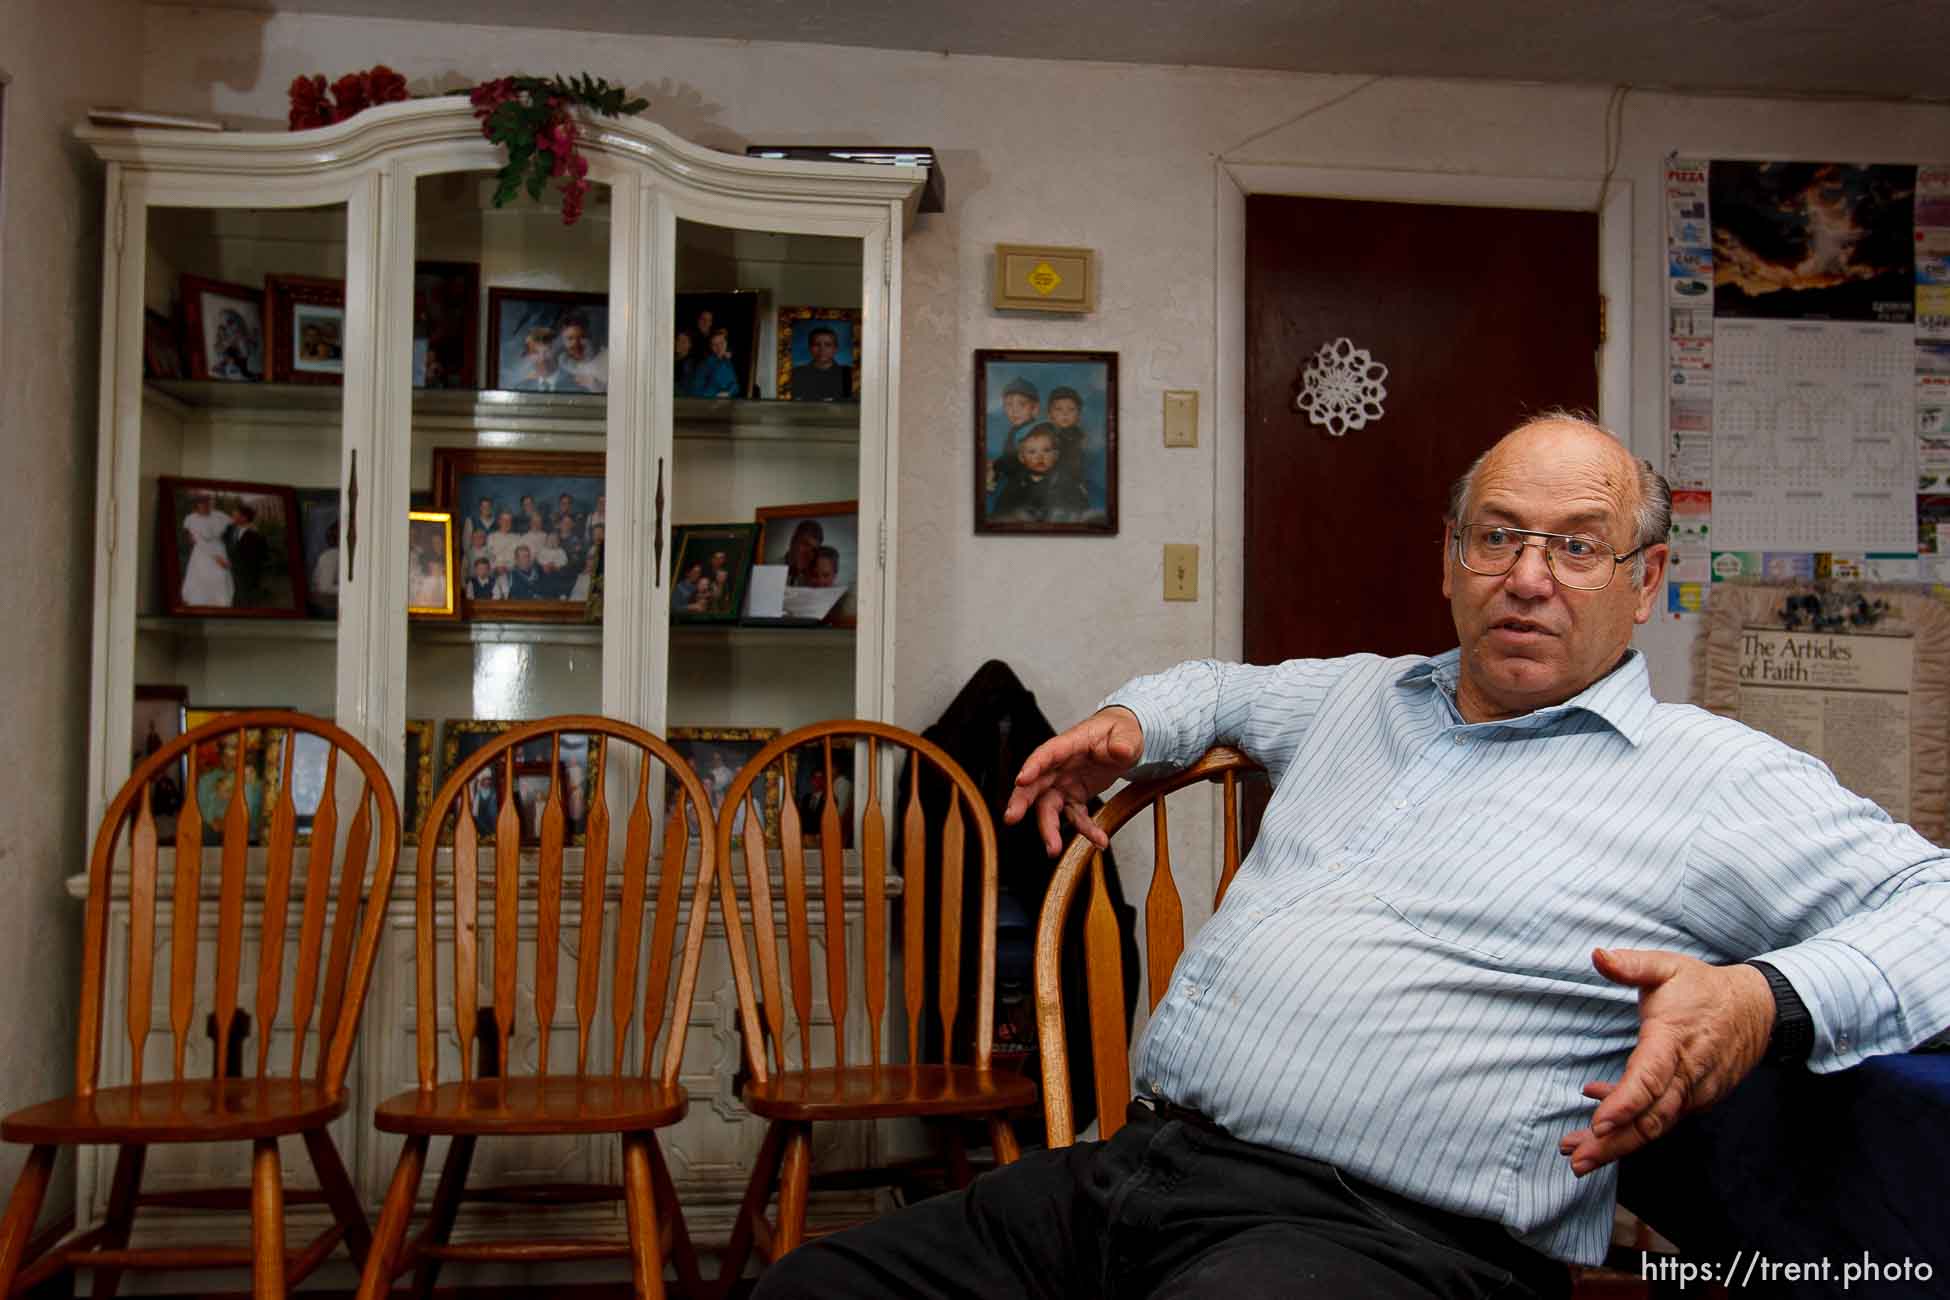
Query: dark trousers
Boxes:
[{"xmin": 753, "ymin": 1103, "xmax": 1570, "ymax": 1299}]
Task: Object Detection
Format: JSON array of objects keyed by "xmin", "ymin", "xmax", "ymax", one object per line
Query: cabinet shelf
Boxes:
[
  {"xmin": 139, "ymin": 616, "xmax": 853, "ymax": 649},
  {"xmin": 145, "ymin": 381, "xmax": 861, "ymax": 443}
]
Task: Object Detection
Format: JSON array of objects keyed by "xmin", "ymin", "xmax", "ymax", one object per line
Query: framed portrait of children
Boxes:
[
  {"xmin": 674, "ymin": 290, "xmax": 762, "ymax": 400},
  {"xmin": 775, "ymin": 307, "xmax": 862, "ymax": 402},
  {"xmin": 264, "ymin": 274, "xmax": 346, "ymax": 385},
  {"xmin": 414, "ymin": 260, "xmax": 480, "ymax": 389},
  {"xmin": 434, "ymin": 449, "xmax": 605, "ymax": 623},
  {"xmin": 754, "ymin": 500, "xmax": 859, "ymax": 627},
  {"xmin": 157, "ymin": 477, "xmax": 308, "ymax": 618},
  {"xmin": 973, "ymin": 349, "xmax": 1118, "ymax": 535},
  {"xmin": 669, "ymin": 523, "xmax": 759, "ymax": 625},
  {"xmin": 181, "ymin": 273, "xmax": 264, "ymax": 383},
  {"xmin": 666, "ymin": 727, "xmax": 781, "ymax": 842},
  {"xmin": 407, "ymin": 510, "xmax": 460, "ymax": 621},
  {"xmin": 485, "ymin": 288, "xmax": 609, "ymax": 394},
  {"xmin": 296, "ymin": 487, "xmax": 341, "ymax": 617},
  {"xmin": 132, "ymin": 685, "xmax": 189, "ymax": 838}
]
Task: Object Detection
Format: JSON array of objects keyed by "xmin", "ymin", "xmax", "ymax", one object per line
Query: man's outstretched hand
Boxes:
[
  {"xmin": 1558, "ymin": 948, "xmax": 1776, "ymax": 1177},
  {"xmin": 1003, "ymin": 707, "xmax": 1145, "ymax": 855}
]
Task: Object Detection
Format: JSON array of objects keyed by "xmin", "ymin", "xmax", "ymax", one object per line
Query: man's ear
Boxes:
[
  {"xmin": 1441, "ymin": 523, "xmax": 1456, "ymax": 600},
  {"xmin": 1632, "ymin": 544, "xmax": 1670, "ymax": 625}
]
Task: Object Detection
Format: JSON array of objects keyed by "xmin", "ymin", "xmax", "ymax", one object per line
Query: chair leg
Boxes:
[
  {"xmin": 988, "ymin": 1113, "xmax": 1022, "ymax": 1165},
  {"xmin": 0, "ymin": 1145, "xmax": 57, "ymax": 1291},
  {"xmin": 773, "ymin": 1123, "xmax": 813, "ymax": 1256},
  {"xmin": 622, "ymin": 1132, "xmax": 668, "ymax": 1300},
  {"xmin": 249, "ymin": 1138, "xmax": 288, "ymax": 1300},
  {"xmin": 410, "ymin": 1134, "xmax": 475, "ymax": 1300},
  {"xmin": 355, "ymin": 1135, "xmax": 428, "ymax": 1300},
  {"xmin": 715, "ymin": 1121, "xmax": 785, "ymax": 1296},
  {"xmin": 645, "ymin": 1133, "xmax": 703, "ymax": 1295},
  {"xmin": 89, "ymin": 1143, "xmax": 148, "ymax": 1300},
  {"xmin": 304, "ymin": 1127, "xmax": 373, "ymax": 1271}
]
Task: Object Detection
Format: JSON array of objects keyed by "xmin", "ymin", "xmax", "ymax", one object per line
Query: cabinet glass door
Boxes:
[
  {"xmin": 667, "ymin": 217, "xmax": 865, "ymax": 769},
  {"xmin": 136, "ymin": 199, "xmax": 349, "ymax": 783}
]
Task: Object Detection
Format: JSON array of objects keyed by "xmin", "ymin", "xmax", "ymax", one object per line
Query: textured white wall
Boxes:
[{"xmin": 0, "ymin": 0, "xmax": 144, "ymax": 1224}]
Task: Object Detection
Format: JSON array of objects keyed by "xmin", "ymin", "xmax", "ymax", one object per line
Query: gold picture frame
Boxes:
[
  {"xmin": 992, "ymin": 242, "xmax": 1095, "ymax": 314},
  {"xmin": 667, "ymin": 726, "xmax": 782, "ymax": 843}
]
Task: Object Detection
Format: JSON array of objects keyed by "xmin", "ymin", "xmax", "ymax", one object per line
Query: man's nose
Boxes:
[{"xmin": 1504, "ymin": 540, "xmax": 1559, "ymax": 595}]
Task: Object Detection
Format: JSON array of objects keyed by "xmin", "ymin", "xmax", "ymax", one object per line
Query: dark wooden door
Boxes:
[{"xmin": 1244, "ymin": 195, "xmax": 1601, "ymax": 665}]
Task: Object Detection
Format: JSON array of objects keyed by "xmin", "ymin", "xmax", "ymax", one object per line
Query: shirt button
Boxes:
[
  {"xmin": 1184, "ymin": 983, "xmax": 1200, "ymax": 1001},
  {"xmin": 1248, "ymin": 909, "xmax": 1266, "ymax": 922},
  {"xmin": 1328, "ymin": 861, "xmax": 1344, "ymax": 872},
  {"xmin": 1393, "ymin": 799, "xmax": 1407, "ymax": 811},
  {"xmin": 1837, "ymin": 1035, "xmax": 1850, "ymax": 1051},
  {"xmin": 1452, "ymin": 733, "xmax": 1465, "ymax": 745}
]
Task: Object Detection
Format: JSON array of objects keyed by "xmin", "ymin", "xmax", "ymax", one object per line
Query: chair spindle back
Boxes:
[
  {"xmin": 1033, "ymin": 746, "xmax": 1264, "ymax": 1146},
  {"xmin": 413, "ymin": 716, "xmax": 718, "ymax": 1090},
  {"xmin": 713, "ymin": 721, "xmax": 999, "ymax": 1084},
  {"xmin": 79, "ymin": 710, "xmax": 401, "ymax": 1098}
]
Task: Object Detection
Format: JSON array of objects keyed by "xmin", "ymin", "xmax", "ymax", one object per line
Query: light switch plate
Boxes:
[
  {"xmin": 1163, "ymin": 390, "xmax": 1198, "ymax": 447},
  {"xmin": 1164, "ymin": 544, "xmax": 1198, "ymax": 601}
]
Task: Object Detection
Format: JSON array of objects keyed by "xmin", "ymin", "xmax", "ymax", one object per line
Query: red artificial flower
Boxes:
[
  {"xmin": 331, "ymin": 71, "xmax": 370, "ymax": 119},
  {"xmin": 288, "ymin": 74, "xmax": 335, "ymax": 131},
  {"xmin": 367, "ymin": 65, "xmax": 409, "ymax": 107}
]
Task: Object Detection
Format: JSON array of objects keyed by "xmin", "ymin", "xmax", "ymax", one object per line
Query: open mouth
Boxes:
[{"xmin": 1490, "ymin": 618, "xmax": 1554, "ymax": 637}]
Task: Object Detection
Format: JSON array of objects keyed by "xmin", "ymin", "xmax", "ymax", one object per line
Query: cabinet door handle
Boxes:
[
  {"xmin": 346, "ymin": 449, "xmax": 358, "ymax": 581},
  {"xmin": 653, "ymin": 456, "xmax": 664, "ymax": 587}
]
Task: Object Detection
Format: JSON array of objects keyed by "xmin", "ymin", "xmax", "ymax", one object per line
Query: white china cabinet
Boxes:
[{"xmin": 73, "ymin": 98, "xmax": 924, "ymax": 1287}]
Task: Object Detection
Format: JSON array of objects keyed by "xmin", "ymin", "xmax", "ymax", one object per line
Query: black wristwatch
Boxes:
[{"xmin": 1744, "ymin": 960, "xmax": 1814, "ymax": 1064}]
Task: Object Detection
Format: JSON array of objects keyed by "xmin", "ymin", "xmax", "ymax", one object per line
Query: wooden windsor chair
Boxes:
[
  {"xmin": 356, "ymin": 716, "xmax": 718, "ymax": 1300},
  {"xmin": 0, "ymin": 710, "xmax": 400, "ymax": 1299},
  {"xmin": 712, "ymin": 720, "xmax": 1039, "ymax": 1285},
  {"xmin": 1032, "ymin": 746, "xmax": 1265, "ymax": 1146}
]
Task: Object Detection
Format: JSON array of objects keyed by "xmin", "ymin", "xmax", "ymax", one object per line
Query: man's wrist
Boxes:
[{"xmin": 1744, "ymin": 960, "xmax": 1814, "ymax": 1063}]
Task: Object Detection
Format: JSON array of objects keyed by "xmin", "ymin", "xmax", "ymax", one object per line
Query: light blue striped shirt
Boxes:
[{"xmin": 1105, "ymin": 649, "xmax": 1950, "ymax": 1265}]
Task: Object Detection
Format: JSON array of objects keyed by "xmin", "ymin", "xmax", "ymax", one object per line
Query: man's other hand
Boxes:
[
  {"xmin": 1558, "ymin": 948, "xmax": 1775, "ymax": 1176},
  {"xmin": 1003, "ymin": 707, "xmax": 1144, "ymax": 855}
]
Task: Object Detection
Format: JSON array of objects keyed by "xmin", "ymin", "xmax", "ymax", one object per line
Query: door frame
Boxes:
[{"xmin": 1212, "ymin": 163, "xmax": 1634, "ymax": 662}]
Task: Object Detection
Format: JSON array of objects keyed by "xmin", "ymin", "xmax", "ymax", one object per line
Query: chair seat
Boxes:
[
  {"xmin": 372, "ymin": 1076, "xmax": 689, "ymax": 1136},
  {"xmin": 743, "ymin": 1064, "xmax": 1039, "ymax": 1122},
  {"xmin": 1, "ymin": 1079, "xmax": 346, "ymax": 1145}
]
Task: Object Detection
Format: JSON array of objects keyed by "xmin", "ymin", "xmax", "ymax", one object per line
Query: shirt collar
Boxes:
[{"xmin": 1395, "ymin": 648, "xmax": 1656, "ymax": 746}]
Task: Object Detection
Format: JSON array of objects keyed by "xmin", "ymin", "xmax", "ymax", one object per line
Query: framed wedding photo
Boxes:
[
  {"xmin": 435, "ymin": 448, "xmax": 605, "ymax": 622},
  {"xmin": 407, "ymin": 510, "xmax": 459, "ymax": 621},
  {"xmin": 775, "ymin": 306, "xmax": 861, "ymax": 401},
  {"xmin": 486, "ymin": 288, "xmax": 609, "ymax": 394},
  {"xmin": 973, "ymin": 349, "xmax": 1118, "ymax": 535},
  {"xmin": 265, "ymin": 274, "xmax": 346, "ymax": 385},
  {"xmin": 157, "ymin": 476, "xmax": 307, "ymax": 618},
  {"xmin": 666, "ymin": 726, "xmax": 781, "ymax": 842},
  {"xmin": 181, "ymin": 273, "xmax": 264, "ymax": 382},
  {"xmin": 132, "ymin": 684, "xmax": 190, "ymax": 837}
]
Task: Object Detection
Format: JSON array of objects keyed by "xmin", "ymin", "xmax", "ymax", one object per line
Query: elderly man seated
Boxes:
[{"xmin": 755, "ymin": 414, "xmax": 1950, "ymax": 1299}]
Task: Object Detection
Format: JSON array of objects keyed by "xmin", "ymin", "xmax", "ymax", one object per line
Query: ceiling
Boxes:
[{"xmin": 166, "ymin": 0, "xmax": 1949, "ymax": 100}]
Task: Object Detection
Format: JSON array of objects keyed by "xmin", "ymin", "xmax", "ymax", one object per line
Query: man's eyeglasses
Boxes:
[{"xmin": 1452, "ymin": 523, "xmax": 1645, "ymax": 591}]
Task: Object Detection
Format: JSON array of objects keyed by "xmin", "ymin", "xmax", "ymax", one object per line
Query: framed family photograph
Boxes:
[
  {"xmin": 296, "ymin": 488, "xmax": 341, "ymax": 617},
  {"xmin": 666, "ymin": 726, "xmax": 781, "ymax": 842},
  {"xmin": 181, "ymin": 273, "xmax": 264, "ymax": 382},
  {"xmin": 435, "ymin": 448, "xmax": 605, "ymax": 622},
  {"xmin": 669, "ymin": 523, "xmax": 759, "ymax": 624},
  {"xmin": 674, "ymin": 290, "xmax": 762, "ymax": 399},
  {"xmin": 407, "ymin": 510, "xmax": 459, "ymax": 621},
  {"xmin": 157, "ymin": 477, "xmax": 307, "ymax": 618},
  {"xmin": 414, "ymin": 260, "xmax": 480, "ymax": 389},
  {"xmin": 775, "ymin": 306, "xmax": 861, "ymax": 402},
  {"xmin": 265, "ymin": 274, "xmax": 346, "ymax": 385},
  {"xmin": 790, "ymin": 738, "xmax": 856, "ymax": 849},
  {"xmin": 974, "ymin": 349, "xmax": 1118, "ymax": 535},
  {"xmin": 439, "ymin": 720, "xmax": 598, "ymax": 846},
  {"xmin": 131, "ymin": 685, "xmax": 189, "ymax": 836},
  {"xmin": 486, "ymin": 288, "xmax": 609, "ymax": 394},
  {"xmin": 754, "ymin": 500, "xmax": 859, "ymax": 626}
]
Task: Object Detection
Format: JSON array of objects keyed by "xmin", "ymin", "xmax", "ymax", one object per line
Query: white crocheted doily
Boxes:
[{"xmin": 1296, "ymin": 338, "xmax": 1388, "ymax": 437}]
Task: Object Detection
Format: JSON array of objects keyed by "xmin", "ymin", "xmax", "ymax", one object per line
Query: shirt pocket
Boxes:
[{"xmin": 1370, "ymin": 886, "xmax": 1539, "ymax": 963}]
